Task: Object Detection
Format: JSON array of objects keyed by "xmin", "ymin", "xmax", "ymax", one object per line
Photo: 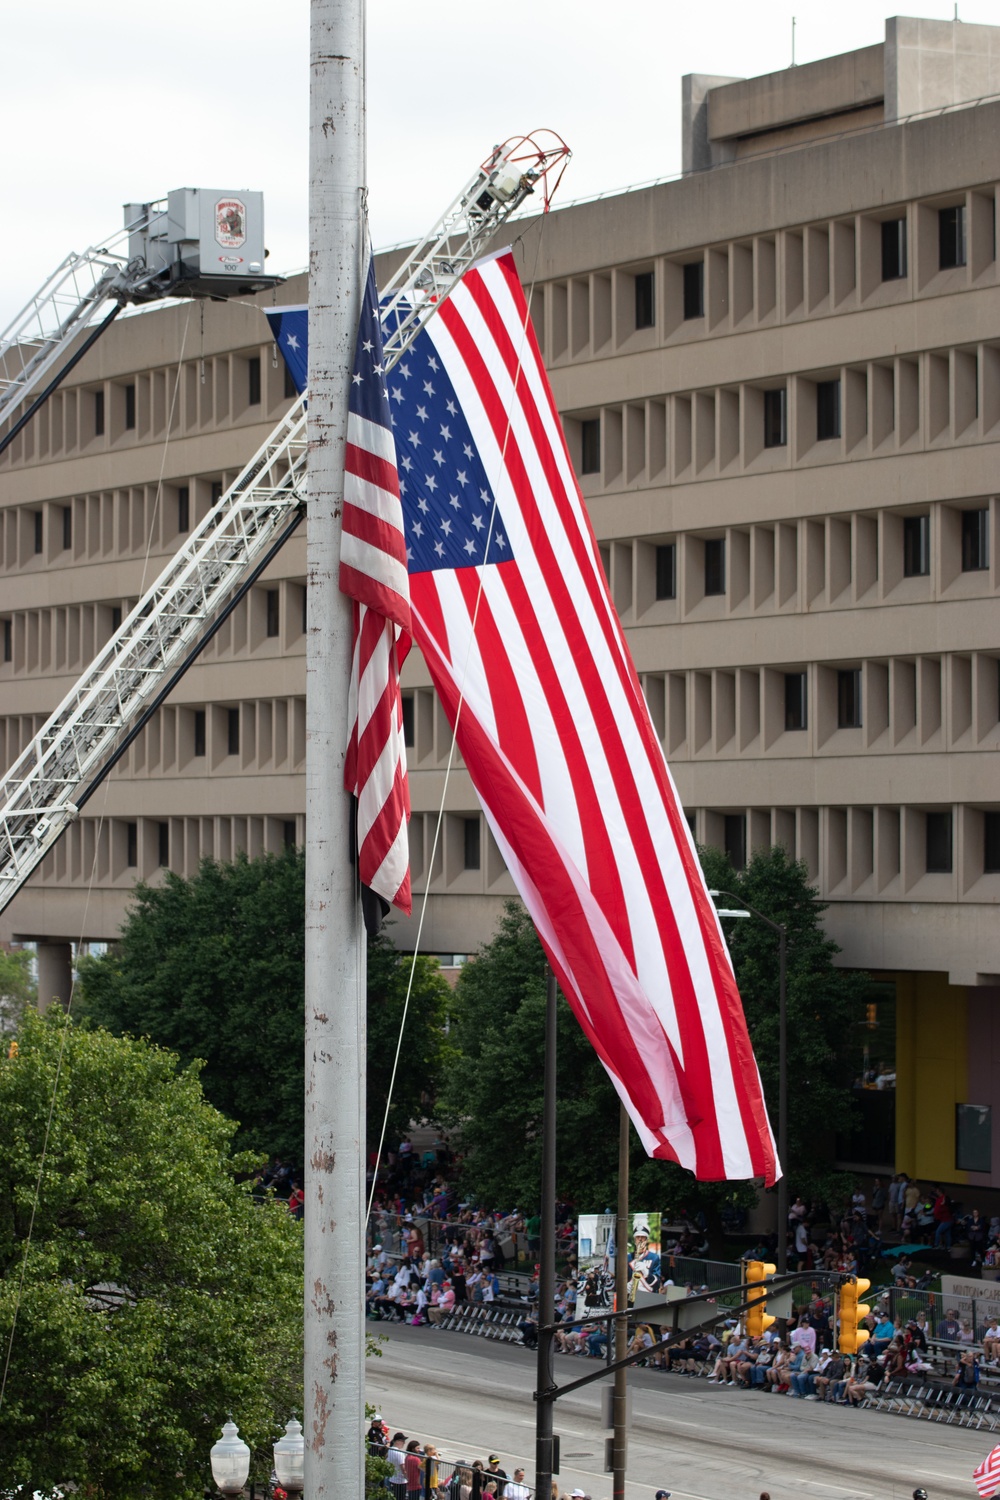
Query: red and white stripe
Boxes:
[
  {"xmin": 341, "ymin": 406, "xmax": 412, "ymax": 914},
  {"xmin": 974, "ymin": 1445, "xmax": 1000, "ymax": 1498},
  {"xmin": 408, "ymin": 250, "xmax": 777, "ymax": 1182}
]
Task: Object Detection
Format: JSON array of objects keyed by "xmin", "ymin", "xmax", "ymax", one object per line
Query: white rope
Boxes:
[{"xmin": 365, "ymin": 221, "xmax": 546, "ymax": 1225}]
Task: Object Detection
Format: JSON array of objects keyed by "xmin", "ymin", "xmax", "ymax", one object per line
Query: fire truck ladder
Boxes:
[
  {"xmin": 0, "ymin": 210, "xmax": 161, "ymax": 443},
  {"xmin": 0, "ymin": 131, "xmax": 570, "ymax": 918}
]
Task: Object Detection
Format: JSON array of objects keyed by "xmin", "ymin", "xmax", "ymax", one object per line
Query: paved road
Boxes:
[{"xmin": 366, "ymin": 1323, "xmax": 990, "ymax": 1500}]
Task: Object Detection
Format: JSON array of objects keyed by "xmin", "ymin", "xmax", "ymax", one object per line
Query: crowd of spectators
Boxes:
[{"xmin": 366, "ymin": 1418, "xmax": 596, "ymax": 1500}]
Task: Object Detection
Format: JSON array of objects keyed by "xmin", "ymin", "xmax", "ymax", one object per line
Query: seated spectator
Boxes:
[
  {"xmin": 959, "ymin": 1319, "xmax": 976, "ymax": 1345},
  {"xmin": 869, "ymin": 1314, "xmax": 897, "ymax": 1357},
  {"xmin": 765, "ymin": 1346, "xmax": 791, "ymax": 1391},
  {"xmin": 983, "ymin": 1319, "xmax": 1000, "ymax": 1364},
  {"xmin": 788, "ymin": 1347, "xmax": 818, "ymax": 1398},
  {"xmin": 938, "ymin": 1308, "xmax": 962, "ymax": 1341},
  {"xmin": 814, "ymin": 1352, "xmax": 846, "ymax": 1402}
]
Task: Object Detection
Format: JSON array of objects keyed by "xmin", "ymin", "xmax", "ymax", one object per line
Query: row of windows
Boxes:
[
  {"xmin": 696, "ymin": 803, "xmax": 1000, "ymax": 901},
  {"xmin": 32, "ymin": 814, "xmax": 303, "ymax": 888},
  {"xmin": 638, "ymin": 652, "xmax": 1000, "ymax": 760},
  {"xmin": 644, "ymin": 509, "xmax": 989, "ymax": 607},
  {"xmin": 600, "ymin": 502, "xmax": 998, "ymax": 628},
  {"xmin": 0, "ymin": 582, "xmax": 302, "ymax": 678},
  {"xmin": 571, "ymin": 342, "xmax": 1000, "ymax": 488},
  {"xmin": 26, "ymin": 802, "xmax": 998, "ymax": 905},
  {"xmin": 0, "ymin": 697, "xmax": 307, "ymax": 783},
  {"xmin": 0, "ymin": 477, "xmax": 238, "ymax": 570},
  {"xmin": 531, "ymin": 189, "xmax": 998, "ymax": 360},
  {"xmin": 0, "ymin": 348, "xmax": 296, "ymax": 470}
]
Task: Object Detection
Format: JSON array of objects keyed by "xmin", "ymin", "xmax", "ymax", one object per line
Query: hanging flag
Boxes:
[
  {"xmin": 974, "ymin": 1445, "xmax": 1000, "ymax": 1498},
  {"xmin": 341, "ymin": 261, "xmax": 412, "ymax": 921},
  {"xmin": 390, "ymin": 248, "xmax": 776, "ymax": 1183},
  {"xmin": 264, "ymin": 305, "xmax": 309, "ymax": 396},
  {"xmin": 270, "ymin": 272, "xmax": 411, "ymax": 924}
]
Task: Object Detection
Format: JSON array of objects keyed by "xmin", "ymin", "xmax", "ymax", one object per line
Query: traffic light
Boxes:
[
  {"xmin": 838, "ymin": 1277, "xmax": 871, "ymax": 1354},
  {"xmin": 744, "ymin": 1260, "xmax": 776, "ymax": 1338}
]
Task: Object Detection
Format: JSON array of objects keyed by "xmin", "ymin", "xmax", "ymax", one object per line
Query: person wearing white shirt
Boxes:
[{"xmin": 503, "ymin": 1470, "xmax": 530, "ymax": 1500}]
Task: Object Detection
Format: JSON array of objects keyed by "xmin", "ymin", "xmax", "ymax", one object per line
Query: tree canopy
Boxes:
[
  {"xmin": 443, "ymin": 845, "xmax": 867, "ymax": 1218},
  {"xmin": 0, "ymin": 947, "xmax": 34, "ymax": 1036},
  {"xmin": 0, "ymin": 1009, "xmax": 302, "ymax": 1500},
  {"xmin": 77, "ymin": 849, "xmax": 454, "ymax": 1164}
]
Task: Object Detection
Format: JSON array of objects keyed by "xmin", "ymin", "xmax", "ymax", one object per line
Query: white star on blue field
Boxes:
[{"xmin": 372, "ymin": 335, "xmax": 510, "ymax": 573}]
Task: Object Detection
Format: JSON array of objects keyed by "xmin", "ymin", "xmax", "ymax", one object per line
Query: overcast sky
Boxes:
[{"xmin": 2, "ymin": 0, "xmax": 999, "ymax": 328}]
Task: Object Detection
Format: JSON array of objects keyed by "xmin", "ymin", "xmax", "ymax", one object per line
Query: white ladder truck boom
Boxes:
[
  {"xmin": 0, "ymin": 132, "xmax": 570, "ymax": 919},
  {"xmin": 0, "ymin": 189, "xmax": 283, "ymax": 457}
]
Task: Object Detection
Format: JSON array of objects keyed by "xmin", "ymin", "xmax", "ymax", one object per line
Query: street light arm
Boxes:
[{"xmin": 707, "ymin": 889, "xmax": 784, "ymax": 936}]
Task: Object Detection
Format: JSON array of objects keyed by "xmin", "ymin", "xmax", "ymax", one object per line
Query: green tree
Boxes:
[
  {"xmin": 366, "ymin": 929, "xmax": 455, "ymax": 1147},
  {"xmin": 696, "ymin": 841, "xmax": 866, "ymax": 1202},
  {"xmin": 442, "ymin": 846, "xmax": 866, "ymax": 1221},
  {"xmin": 0, "ymin": 947, "xmax": 34, "ymax": 1036},
  {"xmin": 438, "ymin": 901, "xmax": 673, "ymax": 1212},
  {"xmin": 0, "ymin": 1009, "xmax": 302, "ymax": 1500},
  {"xmin": 77, "ymin": 851, "xmax": 454, "ymax": 1163}
]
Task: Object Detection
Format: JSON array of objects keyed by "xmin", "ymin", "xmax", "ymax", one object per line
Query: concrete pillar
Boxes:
[{"xmin": 36, "ymin": 941, "xmax": 72, "ymax": 1013}]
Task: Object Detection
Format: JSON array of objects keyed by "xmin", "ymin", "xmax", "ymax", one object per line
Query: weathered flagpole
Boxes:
[{"xmin": 305, "ymin": 2, "xmax": 366, "ymax": 1497}]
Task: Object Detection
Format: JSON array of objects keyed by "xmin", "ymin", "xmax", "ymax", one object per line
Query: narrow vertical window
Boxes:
[
  {"xmin": 194, "ymin": 709, "xmax": 206, "ymax": 757},
  {"xmin": 284, "ymin": 362, "xmax": 298, "ymax": 400},
  {"xmin": 62, "ymin": 506, "xmax": 72, "ymax": 552},
  {"xmin": 580, "ymin": 418, "xmax": 601, "ymax": 475},
  {"xmin": 984, "ymin": 811, "xmax": 1000, "ymax": 874},
  {"xmin": 266, "ymin": 590, "xmax": 280, "ymax": 638},
  {"xmin": 401, "ymin": 694, "xmax": 415, "ymax": 748},
  {"xmin": 961, "ymin": 508, "xmax": 989, "ymax": 572},
  {"xmin": 126, "ymin": 821, "xmax": 138, "ymax": 868},
  {"xmin": 33, "ymin": 512, "xmax": 43, "ymax": 554},
  {"xmin": 881, "ymin": 218, "xmax": 908, "ymax": 280},
  {"xmin": 634, "ymin": 271, "xmax": 655, "ymax": 330},
  {"xmin": 903, "ymin": 514, "xmax": 929, "ymax": 577},
  {"xmin": 655, "ymin": 543, "xmax": 676, "ymax": 601},
  {"xmin": 227, "ymin": 707, "xmax": 240, "ymax": 756},
  {"xmin": 177, "ymin": 486, "xmax": 190, "ymax": 532},
  {"xmin": 724, "ymin": 814, "xmax": 746, "ymax": 871},
  {"xmin": 248, "ymin": 355, "xmax": 261, "ymax": 406},
  {"xmin": 94, "ymin": 389, "xmax": 105, "ymax": 436},
  {"xmin": 939, "ymin": 205, "xmax": 967, "ymax": 269},
  {"xmin": 704, "ymin": 537, "xmax": 726, "ymax": 596},
  {"xmin": 157, "ymin": 821, "xmax": 169, "ymax": 868},
  {"xmin": 784, "ymin": 672, "xmax": 807, "ymax": 731},
  {"xmin": 124, "ymin": 384, "xmax": 136, "ymax": 430},
  {"xmin": 763, "ymin": 388, "xmax": 787, "ymax": 448},
  {"xmin": 110, "ymin": 605, "xmax": 122, "ymax": 633},
  {"xmin": 2, "ymin": 619, "xmax": 11, "ymax": 663},
  {"xmin": 837, "ymin": 668, "xmax": 862, "ymax": 728},
  {"xmin": 463, "ymin": 816, "xmax": 481, "ymax": 871},
  {"xmin": 817, "ymin": 380, "xmax": 841, "ymax": 441},
  {"xmin": 925, "ymin": 811, "xmax": 953, "ymax": 874},
  {"xmin": 283, "ymin": 820, "xmax": 297, "ymax": 848},
  {"xmin": 210, "ymin": 480, "xmax": 224, "ymax": 505},
  {"xmin": 683, "ymin": 260, "xmax": 704, "ymax": 320}
]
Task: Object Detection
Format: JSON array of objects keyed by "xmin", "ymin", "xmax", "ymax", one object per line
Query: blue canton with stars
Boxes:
[
  {"xmin": 265, "ymin": 297, "xmax": 510, "ymax": 573},
  {"xmin": 388, "ymin": 328, "xmax": 510, "ymax": 573}
]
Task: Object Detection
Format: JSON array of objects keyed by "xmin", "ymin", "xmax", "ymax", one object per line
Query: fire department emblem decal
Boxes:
[{"xmin": 215, "ymin": 198, "xmax": 247, "ymax": 249}]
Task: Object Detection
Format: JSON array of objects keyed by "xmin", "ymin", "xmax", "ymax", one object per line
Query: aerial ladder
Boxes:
[
  {"xmin": 0, "ymin": 132, "xmax": 571, "ymax": 918},
  {"xmin": 0, "ymin": 188, "xmax": 284, "ymax": 459}
]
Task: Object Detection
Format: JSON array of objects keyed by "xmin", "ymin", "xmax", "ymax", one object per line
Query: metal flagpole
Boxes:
[
  {"xmin": 304, "ymin": 2, "xmax": 366, "ymax": 1497},
  {"xmin": 535, "ymin": 967, "xmax": 558, "ymax": 1500},
  {"xmin": 611, "ymin": 1103, "xmax": 629, "ymax": 1500}
]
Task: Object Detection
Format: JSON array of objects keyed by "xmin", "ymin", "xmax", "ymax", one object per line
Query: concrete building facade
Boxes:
[{"xmin": 2, "ymin": 16, "xmax": 999, "ymax": 1186}]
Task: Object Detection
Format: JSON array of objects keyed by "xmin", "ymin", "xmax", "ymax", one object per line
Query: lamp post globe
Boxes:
[
  {"xmin": 273, "ymin": 1417, "xmax": 305, "ymax": 1493},
  {"xmin": 210, "ymin": 1420, "xmax": 251, "ymax": 1495}
]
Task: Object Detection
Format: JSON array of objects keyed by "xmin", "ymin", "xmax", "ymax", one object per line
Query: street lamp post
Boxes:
[
  {"xmin": 273, "ymin": 1417, "xmax": 306, "ymax": 1495},
  {"xmin": 210, "ymin": 1421, "xmax": 251, "ymax": 1497},
  {"xmin": 709, "ymin": 889, "xmax": 788, "ymax": 1274}
]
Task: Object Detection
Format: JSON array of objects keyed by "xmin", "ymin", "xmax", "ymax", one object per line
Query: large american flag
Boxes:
[
  {"xmin": 339, "ymin": 261, "xmax": 412, "ymax": 916},
  {"xmin": 974, "ymin": 1445, "xmax": 1000, "ymax": 1498},
  {"xmin": 393, "ymin": 249, "xmax": 776, "ymax": 1182}
]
